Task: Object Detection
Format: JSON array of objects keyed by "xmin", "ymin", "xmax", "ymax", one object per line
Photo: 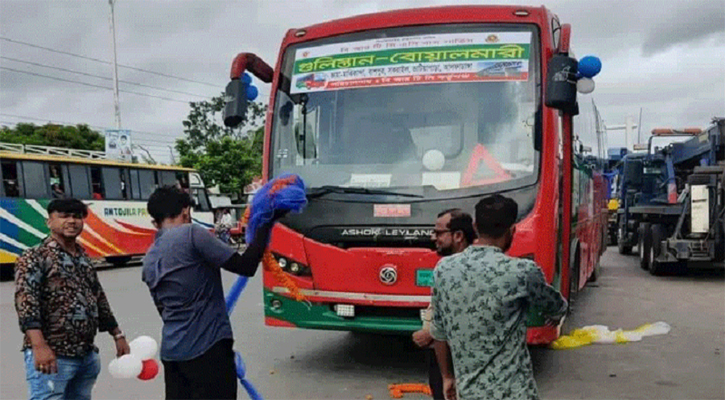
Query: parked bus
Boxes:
[
  {"xmin": 0, "ymin": 143, "xmax": 214, "ymax": 280},
  {"xmin": 224, "ymin": 5, "xmax": 607, "ymax": 344}
]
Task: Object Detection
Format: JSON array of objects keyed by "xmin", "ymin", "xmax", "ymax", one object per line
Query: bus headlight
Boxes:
[{"xmin": 272, "ymin": 254, "xmax": 311, "ymax": 277}]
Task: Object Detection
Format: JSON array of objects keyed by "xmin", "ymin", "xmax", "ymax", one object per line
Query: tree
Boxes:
[
  {"xmin": 0, "ymin": 123, "xmax": 104, "ymax": 150},
  {"xmin": 176, "ymin": 94, "xmax": 266, "ymax": 196}
]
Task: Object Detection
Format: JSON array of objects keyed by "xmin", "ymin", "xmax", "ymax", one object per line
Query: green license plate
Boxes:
[{"xmin": 416, "ymin": 269, "xmax": 434, "ymax": 287}]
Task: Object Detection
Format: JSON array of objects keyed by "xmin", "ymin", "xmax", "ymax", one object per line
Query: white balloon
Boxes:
[
  {"xmin": 108, "ymin": 358, "xmax": 122, "ymax": 379},
  {"xmin": 422, "ymin": 149, "xmax": 445, "ymax": 171},
  {"xmin": 129, "ymin": 336, "xmax": 158, "ymax": 360},
  {"xmin": 577, "ymin": 77, "xmax": 595, "ymax": 94},
  {"xmin": 115, "ymin": 354, "xmax": 143, "ymax": 379}
]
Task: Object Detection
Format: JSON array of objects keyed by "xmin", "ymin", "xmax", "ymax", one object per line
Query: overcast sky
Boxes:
[{"xmin": 1, "ymin": 0, "xmax": 723, "ymax": 163}]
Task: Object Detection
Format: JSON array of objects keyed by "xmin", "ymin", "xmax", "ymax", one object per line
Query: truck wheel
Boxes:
[
  {"xmin": 638, "ymin": 223, "xmax": 651, "ymax": 270},
  {"xmin": 618, "ymin": 225, "xmax": 632, "ymax": 255},
  {"xmin": 648, "ymin": 224, "xmax": 672, "ymax": 276}
]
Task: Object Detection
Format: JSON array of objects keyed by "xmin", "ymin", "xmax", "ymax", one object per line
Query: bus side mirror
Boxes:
[
  {"xmin": 545, "ymin": 54, "xmax": 578, "ymax": 112},
  {"xmin": 223, "ymin": 79, "xmax": 247, "ymax": 128},
  {"xmin": 224, "ymin": 52, "xmax": 274, "ymax": 128}
]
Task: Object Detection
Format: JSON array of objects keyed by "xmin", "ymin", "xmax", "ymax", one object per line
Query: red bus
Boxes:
[{"xmin": 224, "ymin": 5, "xmax": 607, "ymax": 344}]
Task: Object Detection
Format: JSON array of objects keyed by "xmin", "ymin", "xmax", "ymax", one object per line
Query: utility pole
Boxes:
[
  {"xmin": 637, "ymin": 107, "xmax": 643, "ymax": 144},
  {"xmin": 109, "ymin": 0, "xmax": 122, "ymax": 129}
]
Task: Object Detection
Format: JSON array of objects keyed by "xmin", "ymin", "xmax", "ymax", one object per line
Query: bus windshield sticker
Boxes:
[
  {"xmin": 291, "ymin": 31, "xmax": 531, "ymax": 94},
  {"xmin": 421, "ymin": 172, "xmax": 461, "ymax": 191},
  {"xmin": 348, "ymin": 174, "xmax": 392, "ymax": 188}
]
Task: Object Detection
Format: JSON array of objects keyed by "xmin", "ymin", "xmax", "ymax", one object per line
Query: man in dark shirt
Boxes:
[
  {"xmin": 142, "ymin": 186, "xmax": 280, "ymax": 400},
  {"xmin": 412, "ymin": 209, "xmax": 476, "ymax": 400},
  {"xmin": 15, "ymin": 198, "xmax": 130, "ymax": 400}
]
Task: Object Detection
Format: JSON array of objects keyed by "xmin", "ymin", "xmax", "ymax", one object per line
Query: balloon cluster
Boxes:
[
  {"xmin": 575, "ymin": 55, "xmax": 602, "ymax": 94},
  {"xmin": 242, "ymin": 72, "xmax": 259, "ymax": 101},
  {"xmin": 108, "ymin": 336, "xmax": 159, "ymax": 381}
]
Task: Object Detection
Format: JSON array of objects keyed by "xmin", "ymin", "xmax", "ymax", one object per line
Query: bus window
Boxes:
[
  {"xmin": 158, "ymin": 171, "xmax": 177, "ymax": 188},
  {"xmin": 129, "ymin": 169, "xmax": 142, "ymax": 200},
  {"xmin": 68, "ymin": 164, "xmax": 91, "ymax": 199},
  {"xmin": 23, "ymin": 161, "xmax": 50, "ymax": 199},
  {"xmin": 90, "ymin": 167, "xmax": 104, "ymax": 199},
  {"xmin": 102, "ymin": 167, "xmax": 123, "ymax": 200},
  {"xmin": 138, "ymin": 170, "xmax": 157, "ymax": 199},
  {"xmin": 1, "ymin": 160, "xmax": 22, "ymax": 197},
  {"xmin": 176, "ymin": 172, "xmax": 190, "ymax": 193},
  {"xmin": 192, "ymin": 188, "xmax": 211, "ymax": 212},
  {"xmin": 48, "ymin": 163, "xmax": 67, "ymax": 198},
  {"xmin": 119, "ymin": 169, "xmax": 131, "ymax": 200}
]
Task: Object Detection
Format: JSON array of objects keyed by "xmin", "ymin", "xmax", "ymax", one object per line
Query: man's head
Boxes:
[
  {"xmin": 474, "ymin": 194, "xmax": 518, "ymax": 252},
  {"xmin": 432, "ymin": 208, "xmax": 476, "ymax": 256},
  {"xmin": 47, "ymin": 198, "xmax": 88, "ymax": 240},
  {"xmin": 147, "ymin": 185, "xmax": 193, "ymax": 228}
]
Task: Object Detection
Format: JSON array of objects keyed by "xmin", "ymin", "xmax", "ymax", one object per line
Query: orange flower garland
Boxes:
[
  {"xmin": 242, "ymin": 177, "xmax": 307, "ymax": 303},
  {"xmin": 388, "ymin": 383, "xmax": 432, "ymax": 398}
]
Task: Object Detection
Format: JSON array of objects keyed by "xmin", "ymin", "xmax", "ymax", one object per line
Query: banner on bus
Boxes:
[
  {"xmin": 291, "ymin": 31, "xmax": 531, "ymax": 94},
  {"xmin": 105, "ymin": 129, "xmax": 134, "ymax": 161}
]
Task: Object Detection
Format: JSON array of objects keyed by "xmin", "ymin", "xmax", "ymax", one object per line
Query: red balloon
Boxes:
[{"xmin": 137, "ymin": 359, "xmax": 159, "ymax": 381}]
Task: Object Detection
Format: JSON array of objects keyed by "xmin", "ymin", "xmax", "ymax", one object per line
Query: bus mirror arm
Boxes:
[{"xmin": 230, "ymin": 53, "xmax": 274, "ymax": 83}]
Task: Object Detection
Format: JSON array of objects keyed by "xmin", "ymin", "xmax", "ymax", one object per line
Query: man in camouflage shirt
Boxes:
[
  {"xmin": 15, "ymin": 198, "xmax": 130, "ymax": 400},
  {"xmin": 430, "ymin": 195, "xmax": 567, "ymax": 400}
]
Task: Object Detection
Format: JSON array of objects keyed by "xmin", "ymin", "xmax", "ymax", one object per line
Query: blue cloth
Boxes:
[
  {"xmin": 245, "ymin": 174, "xmax": 307, "ymax": 244},
  {"xmin": 142, "ymin": 224, "xmax": 236, "ymax": 361},
  {"xmin": 24, "ymin": 348, "xmax": 101, "ymax": 400}
]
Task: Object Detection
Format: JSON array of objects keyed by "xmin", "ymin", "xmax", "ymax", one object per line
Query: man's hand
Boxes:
[
  {"xmin": 443, "ymin": 376, "xmax": 457, "ymax": 400},
  {"xmin": 412, "ymin": 329, "xmax": 433, "ymax": 348},
  {"xmin": 33, "ymin": 343, "xmax": 57, "ymax": 375},
  {"xmin": 115, "ymin": 337, "xmax": 131, "ymax": 357}
]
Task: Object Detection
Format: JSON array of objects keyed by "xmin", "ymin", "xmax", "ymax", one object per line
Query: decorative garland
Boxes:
[
  {"xmin": 388, "ymin": 383, "xmax": 432, "ymax": 398},
  {"xmin": 241, "ymin": 207, "xmax": 306, "ymax": 302}
]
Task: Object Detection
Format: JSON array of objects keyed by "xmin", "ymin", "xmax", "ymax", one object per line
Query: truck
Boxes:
[{"xmin": 617, "ymin": 118, "xmax": 725, "ymax": 274}]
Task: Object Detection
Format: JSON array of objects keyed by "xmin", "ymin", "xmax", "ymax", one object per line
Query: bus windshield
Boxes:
[{"xmin": 270, "ymin": 25, "xmax": 541, "ymax": 199}]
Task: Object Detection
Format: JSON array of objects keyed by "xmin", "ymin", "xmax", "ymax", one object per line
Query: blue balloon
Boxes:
[
  {"xmin": 241, "ymin": 73, "xmax": 252, "ymax": 85},
  {"xmin": 246, "ymin": 85, "xmax": 258, "ymax": 101},
  {"xmin": 578, "ymin": 56, "xmax": 602, "ymax": 78}
]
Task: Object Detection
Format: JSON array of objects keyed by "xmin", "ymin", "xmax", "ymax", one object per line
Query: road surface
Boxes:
[{"xmin": 1, "ymin": 249, "xmax": 723, "ymax": 399}]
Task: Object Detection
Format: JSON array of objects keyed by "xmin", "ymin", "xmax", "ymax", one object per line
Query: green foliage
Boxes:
[
  {"xmin": 0, "ymin": 123, "xmax": 105, "ymax": 150},
  {"xmin": 176, "ymin": 94, "xmax": 266, "ymax": 195}
]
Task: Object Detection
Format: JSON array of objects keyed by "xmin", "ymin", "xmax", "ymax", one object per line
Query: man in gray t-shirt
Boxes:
[{"xmin": 142, "ymin": 186, "xmax": 281, "ymax": 400}]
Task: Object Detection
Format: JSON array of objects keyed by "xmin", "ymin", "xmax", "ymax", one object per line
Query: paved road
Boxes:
[{"xmin": 1, "ymin": 248, "xmax": 723, "ymax": 399}]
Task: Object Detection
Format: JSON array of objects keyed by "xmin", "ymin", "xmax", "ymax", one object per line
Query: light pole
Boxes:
[{"xmin": 108, "ymin": 0, "xmax": 122, "ymax": 129}]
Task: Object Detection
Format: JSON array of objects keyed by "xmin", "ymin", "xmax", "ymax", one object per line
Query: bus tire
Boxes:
[
  {"xmin": 638, "ymin": 222, "xmax": 651, "ymax": 270},
  {"xmin": 0, "ymin": 263, "xmax": 14, "ymax": 282},
  {"xmin": 107, "ymin": 256, "xmax": 132, "ymax": 267},
  {"xmin": 567, "ymin": 243, "xmax": 581, "ymax": 302}
]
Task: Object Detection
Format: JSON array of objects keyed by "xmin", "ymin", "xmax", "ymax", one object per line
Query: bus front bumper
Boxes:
[{"xmin": 263, "ymin": 288, "xmax": 562, "ymax": 344}]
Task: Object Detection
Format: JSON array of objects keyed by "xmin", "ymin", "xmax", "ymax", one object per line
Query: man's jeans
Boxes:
[{"xmin": 24, "ymin": 349, "xmax": 101, "ymax": 400}]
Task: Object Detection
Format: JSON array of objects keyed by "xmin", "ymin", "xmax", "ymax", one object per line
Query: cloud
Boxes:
[
  {"xmin": 1, "ymin": 0, "xmax": 724, "ymax": 164},
  {"xmin": 641, "ymin": 1, "xmax": 725, "ymax": 56}
]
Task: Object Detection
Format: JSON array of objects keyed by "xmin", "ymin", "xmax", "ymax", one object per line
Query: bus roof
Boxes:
[
  {"xmin": 0, "ymin": 151, "xmax": 195, "ymax": 172},
  {"xmin": 285, "ymin": 5, "xmax": 550, "ymax": 45}
]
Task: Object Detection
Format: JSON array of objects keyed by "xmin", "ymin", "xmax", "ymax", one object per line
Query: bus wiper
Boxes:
[{"xmin": 307, "ymin": 185, "xmax": 424, "ymax": 198}]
